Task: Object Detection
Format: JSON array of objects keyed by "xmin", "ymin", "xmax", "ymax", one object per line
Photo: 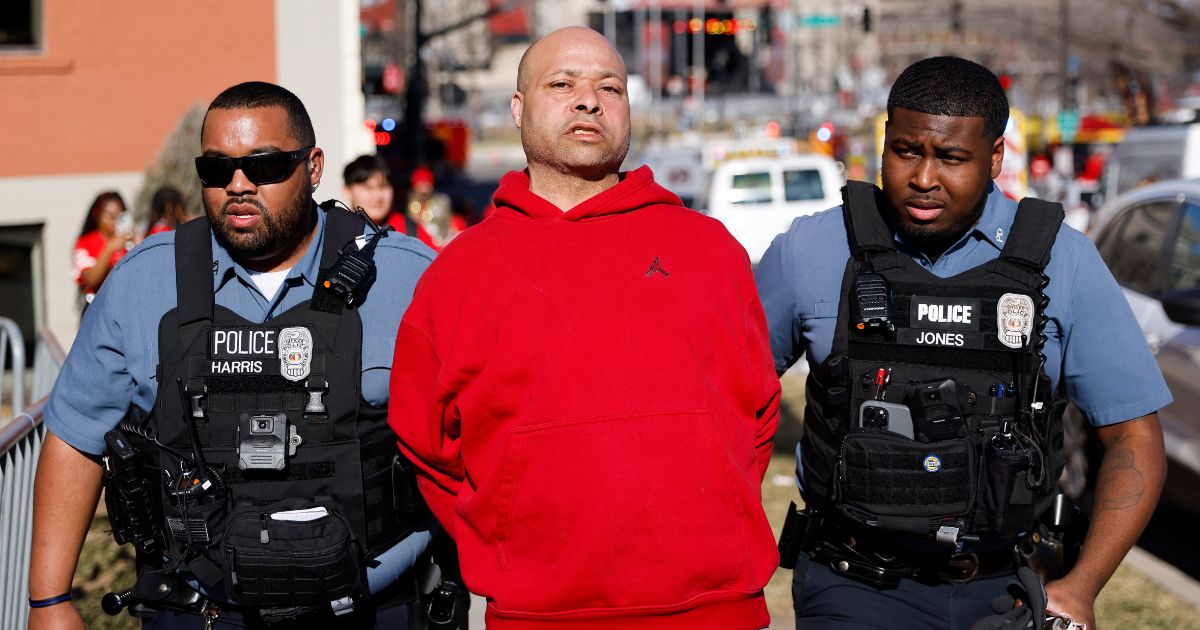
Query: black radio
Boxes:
[
  {"xmin": 102, "ymin": 429, "xmax": 162, "ymax": 555},
  {"xmin": 850, "ymin": 273, "xmax": 895, "ymax": 335},
  {"xmin": 317, "ymin": 204, "xmax": 390, "ymax": 307}
]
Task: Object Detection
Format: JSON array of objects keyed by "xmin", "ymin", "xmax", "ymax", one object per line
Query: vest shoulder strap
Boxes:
[
  {"xmin": 842, "ymin": 181, "xmax": 898, "ymax": 258},
  {"xmin": 319, "ymin": 205, "xmax": 364, "ymax": 269},
  {"xmin": 175, "ymin": 216, "xmax": 215, "ymax": 325},
  {"xmin": 997, "ymin": 197, "xmax": 1064, "ymax": 271}
]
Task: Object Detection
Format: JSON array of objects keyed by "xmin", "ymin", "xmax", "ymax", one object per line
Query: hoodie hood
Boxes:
[{"xmin": 491, "ymin": 165, "xmax": 683, "ymax": 221}]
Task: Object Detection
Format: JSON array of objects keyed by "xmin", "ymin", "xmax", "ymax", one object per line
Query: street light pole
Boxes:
[{"xmin": 402, "ymin": 0, "xmax": 429, "ymax": 165}]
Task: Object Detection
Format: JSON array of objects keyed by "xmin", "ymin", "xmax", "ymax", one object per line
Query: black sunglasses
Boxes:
[{"xmin": 194, "ymin": 147, "xmax": 313, "ymax": 188}]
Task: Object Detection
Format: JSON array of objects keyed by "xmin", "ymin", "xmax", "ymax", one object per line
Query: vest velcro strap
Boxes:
[
  {"xmin": 998, "ymin": 197, "xmax": 1064, "ymax": 270},
  {"xmin": 842, "ymin": 181, "xmax": 898, "ymax": 258},
  {"xmin": 866, "ymin": 251, "xmax": 908, "ymax": 272},
  {"xmin": 301, "ymin": 423, "xmax": 334, "ymax": 443},
  {"xmin": 221, "ymin": 461, "xmax": 336, "ymax": 484},
  {"xmin": 311, "ymin": 282, "xmax": 345, "ymax": 314},
  {"xmin": 307, "ymin": 354, "xmax": 328, "ymax": 397}
]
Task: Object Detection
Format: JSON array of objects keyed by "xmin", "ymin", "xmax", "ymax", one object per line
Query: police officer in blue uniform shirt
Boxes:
[
  {"xmin": 757, "ymin": 57, "xmax": 1170, "ymax": 630},
  {"xmin": 29, "ymin": 82, "xmax": 436, "ymax": 629}
]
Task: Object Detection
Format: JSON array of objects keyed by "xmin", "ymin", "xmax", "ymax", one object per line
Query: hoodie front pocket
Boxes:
[{"xmin": 493, "ymin": 410, "xmax": 751, "ymax": 614}]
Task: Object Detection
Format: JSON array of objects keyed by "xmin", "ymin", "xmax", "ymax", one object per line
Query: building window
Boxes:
[{"xmin": 0, "ymin": 0, "xmax": 41, "ymax": 50}]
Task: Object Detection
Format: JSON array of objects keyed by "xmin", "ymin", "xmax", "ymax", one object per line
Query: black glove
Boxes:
[{"xmin": 970, "ymin": 567, "xmax": 1048, "ymax": 630}]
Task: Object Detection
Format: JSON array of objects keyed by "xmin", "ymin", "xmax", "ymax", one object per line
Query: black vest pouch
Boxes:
[
  {"xmin": 837, "ymin": 432, "xmax": 976, "ymax": 522},
  {"xmin": 223, "ymin": 497, "xmax": 365, "ymax": 609},
  {"xmin": 978, "ymin": 434, "xmax": 1034, "ymax": 535}
]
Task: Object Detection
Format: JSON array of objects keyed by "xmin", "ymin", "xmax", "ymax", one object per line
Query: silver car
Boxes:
[{"xmin": 1067, "ymin": 178, "xmax": 1200, "ymax": 513}]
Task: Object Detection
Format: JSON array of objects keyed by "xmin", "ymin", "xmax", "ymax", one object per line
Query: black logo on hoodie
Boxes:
[{"xmin": 644, "ymin": 257, "xmax": 670, "ymax": 278}]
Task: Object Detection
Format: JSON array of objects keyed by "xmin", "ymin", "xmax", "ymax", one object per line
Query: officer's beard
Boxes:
[
  {"xmin": 209, "ymin": 192, "xmax": 313, "ymax": 263},
  {"xmin": 892, "ymin": 195, "xmax": 987, "ymax": 262}
]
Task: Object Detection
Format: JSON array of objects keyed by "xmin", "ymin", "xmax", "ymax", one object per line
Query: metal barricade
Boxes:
[
  {"xmin": 30, "ymin": 329, "xmax": 65, "ymax": 403},
  {"xmin": 0, "ymin": 317, "xmax": 26, "ymax": 417},
  {"xmin": 1, "ymin": 401, "xmax": 46, "ymax": 628},
  {"xmin": 0, "ymin": 329, "xmax": 65, "ymax": 629}
]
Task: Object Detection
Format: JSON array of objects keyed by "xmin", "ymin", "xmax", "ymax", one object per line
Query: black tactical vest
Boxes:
[
  {"xmin": 117, "ymin": 209, "xmax": 421, "ymax": 611},
  {"xmin": 802, "ymin": 182, "xmax": 1068, "ymax": 550}
]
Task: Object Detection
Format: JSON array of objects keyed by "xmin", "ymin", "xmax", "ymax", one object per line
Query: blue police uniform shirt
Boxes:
[
  {"xmin": 756, "ymin": 182, "xmax": 1172, "ymax": 438},
  {"xmin": 46, "ymin": 203, "xmax": 436, "ymax": 593}
]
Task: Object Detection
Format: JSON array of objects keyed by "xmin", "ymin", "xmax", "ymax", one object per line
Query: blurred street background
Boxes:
[{"xmin": 3, "ymin": 0, "xmax": 1200, "ymax": 627}]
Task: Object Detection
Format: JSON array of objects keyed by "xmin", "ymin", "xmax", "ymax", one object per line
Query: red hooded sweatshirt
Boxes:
[{"xmin": 389, "ymin": 167, "xmax": 780, "ymax": 629}]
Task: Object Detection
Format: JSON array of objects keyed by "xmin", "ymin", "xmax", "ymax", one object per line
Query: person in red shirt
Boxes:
[
  {"xmin": 405, "ymin": 166, "xmax": 460, "ymax": 248},
  {"xmin": 72, "ymin": 191, "xmax": 131, "ymax": 307},
  {"xmin": 343, "ymin": 154, "xmax": 439, "ymax": 251},
  {"xmin": 144, "ymin": 186, "xmax": 188, "ymax": 237},
  {"xmin": 388, "ymin": 27, "xmax": 780, "ymax": 629}
]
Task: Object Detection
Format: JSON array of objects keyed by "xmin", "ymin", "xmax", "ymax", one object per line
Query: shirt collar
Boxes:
[
  {"xmin": 969, "ymin": 182, "xmax": 1018, "ymax": 252},
  {"xmin": 211, "ymin": 201, "xmax": 326, "ymax": 293},
  {"xmin": 892, "ymin": 181, "xmax": 1015, "ymax": 258}
]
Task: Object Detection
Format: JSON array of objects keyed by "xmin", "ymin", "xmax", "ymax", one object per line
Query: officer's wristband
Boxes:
[{"xmin": 29, "ymin": 592, "xmax": 72, "ymax": 608}]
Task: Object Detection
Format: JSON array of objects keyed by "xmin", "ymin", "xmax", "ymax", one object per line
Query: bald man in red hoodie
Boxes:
[{"xmin": 388, "ymin": 27, "xmax": 780, "ymax": 629}]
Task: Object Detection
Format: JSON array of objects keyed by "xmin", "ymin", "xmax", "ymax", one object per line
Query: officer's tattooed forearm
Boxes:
[{"xmin": 1095, "ymin": 445, "xmax": 1145, "ymax": 512}]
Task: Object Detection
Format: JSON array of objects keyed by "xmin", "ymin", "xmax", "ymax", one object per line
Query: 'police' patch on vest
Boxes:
[
  {"xmin": 896, "ymin": 328, "xmax": 985, "ymax": 349},
  {"xmin": 997, "ymin": 293, "xmax": 1035, "ymax": 349},
  {"xmin": 278, "ymin": 327, "xmax": 314, "ymax": 382},
  {"xmin": 908, "ymin": 297, "xmax": 981, "ymax": 330},
  {"xmin": 210, "ymin": 328, "xmax": 278, "ymax": 357},
  {"xmin": 923, "ymin": 455, "xmax": 942, "ymax": 473}
]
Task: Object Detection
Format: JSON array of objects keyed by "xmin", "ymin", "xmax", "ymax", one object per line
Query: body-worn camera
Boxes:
[
  {"xmin": 858, "ymin": 401, "xmax": 914, "ymax": 439},
  {"xmin": 905, "ymin": 378, "xmax": 966, "ymax": 442},
  {"xmin": 238, "ymin": 413, "xmax": 292, "ymax": 471}
]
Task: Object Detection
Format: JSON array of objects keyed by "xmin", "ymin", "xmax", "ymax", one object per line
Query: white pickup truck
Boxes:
[{"xmin": 703, "ymin": 154, "xmax": 843, "ymax": 264}]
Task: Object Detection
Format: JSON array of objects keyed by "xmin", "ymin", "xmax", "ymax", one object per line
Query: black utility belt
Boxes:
[
  {"xmin": 777, "ymin": 503, "xmax": 1017, "ymax": 590},
  {"xmin": 101, "ymin": 562, "xmax": 421, "ymax": 624},
  {"xmin": 810, "ymin": 536, "xmax": 1017, "ymax": 590}
]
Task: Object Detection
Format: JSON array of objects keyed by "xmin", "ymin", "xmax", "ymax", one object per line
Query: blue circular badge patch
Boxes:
[{"xmin": 923, "ymin": 455, "xmax": 942, "ymax": 473}]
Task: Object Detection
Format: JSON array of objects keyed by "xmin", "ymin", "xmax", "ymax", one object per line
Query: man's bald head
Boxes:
[
  {"xmin": 516, "ymin": 27, "xmax": 625, "ymax": 93},
  {"xmin": 510, "ymin": 26, "xmax": 632, "ymax": 185}
]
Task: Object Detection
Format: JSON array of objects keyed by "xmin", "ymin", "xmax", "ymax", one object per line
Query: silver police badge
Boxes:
[
  {"xmin": 997, "ymin": 293, "xmax": 1035, "ymax": 349},
  {"xmin": 278, "ymin": 327, "xmax": 313, "ymax": 382}
]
